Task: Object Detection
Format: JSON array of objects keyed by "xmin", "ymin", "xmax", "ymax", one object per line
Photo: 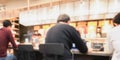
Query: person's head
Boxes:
[
  {"xmin": 113, "ymin": 12, "xmax": 120, "ymax": 26},
  {"xmin": 57, "ymin": 14, "xmax": 70, "ymax": 23},
  {"xmin": 3, "ymin": 20, "xmax": 12, "ymax": 27}
]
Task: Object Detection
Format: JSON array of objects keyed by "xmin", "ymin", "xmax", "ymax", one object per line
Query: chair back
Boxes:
[
  {"xmin": 39, "ymin": 43, "xmax": 64, "ymax": 56},
  {"xmin": 18, "ymin": 45, "xmax": 33, "ymax": 52},
  {"xmin": 17, "ymin": 45, "xmax": 35, "ymax": 60}
]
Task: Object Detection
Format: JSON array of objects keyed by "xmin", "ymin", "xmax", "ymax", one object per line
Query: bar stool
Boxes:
[
  {"xmin": 17, "ymin": 45, "xmax": 36, "ymax": 60},
  {"xmin": 39, "ymin": 43, "xmax": 64, "ymax": 60}
]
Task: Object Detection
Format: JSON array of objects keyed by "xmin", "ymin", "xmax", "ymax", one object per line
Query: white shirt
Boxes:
[{"xmin": 107, "ymin": 25, "xmax": 120, "ymax": 60}]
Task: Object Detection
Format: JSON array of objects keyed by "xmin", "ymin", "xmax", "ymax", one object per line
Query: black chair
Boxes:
[
  {"xmin": 39, "ymin": 43, "xmax": 64, "ymax": 60},
  {"xmin": 17, "ymin": 45, "xmax": 36, "ymax": 60}
]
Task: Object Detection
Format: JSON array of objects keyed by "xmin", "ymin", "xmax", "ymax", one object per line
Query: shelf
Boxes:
[
  {"xmin": 10, "ymin": 18, "xmax": 20, "ymax": 41},
  {"xmin": 12, "ymin": 28, "xmax": 19, "ymax": 30},
  {"xmin": 15, "ymin": 38, "xmax": 20, "ymax": 40},
  {"xmin": 13, "ymin": 23, "xmax": 19, "ymax": 25},
  {"xmin": 15, "ymin": 33, "xmax": 19, "ymax": 35}
]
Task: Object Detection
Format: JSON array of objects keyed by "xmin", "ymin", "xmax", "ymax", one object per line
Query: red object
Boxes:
[{"xmin": 0, "ymin": 27, "xmax": 17, "ymax": 57}]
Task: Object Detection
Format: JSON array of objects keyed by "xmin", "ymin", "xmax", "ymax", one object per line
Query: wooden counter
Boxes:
[
  {"xmin": 73, "ymin": 52, "xmax": 112, "ymax": 60},
  {"xmin": 17, "ymin": 43, "xmax": 112, "ymax": 60},
  {"xmin": 15, "ymin": 47, "xmax": 111, "ymax": 60}
]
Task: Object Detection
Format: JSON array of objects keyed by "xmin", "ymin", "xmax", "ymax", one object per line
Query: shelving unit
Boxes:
[{"xmin": 10, "ymin": 17, "xmax": 20, "ymax": 41}]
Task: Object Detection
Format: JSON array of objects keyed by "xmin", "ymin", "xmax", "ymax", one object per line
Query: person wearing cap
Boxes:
[
  {"xmin": 45, "ymin": 14, "xmax": 88, "ymax": 60},
  {"xmin": 0, "ymin": 20, "xmax": 17, "ymax": 60},
  {"xmin": 106, "ymin": 12, "xmax": 120, "ymax": 60}
]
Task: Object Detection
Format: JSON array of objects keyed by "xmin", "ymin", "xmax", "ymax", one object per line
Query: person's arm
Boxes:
[
  {"xmin": 7, "ymin": 29, "xmax": 17, "ymax": 49},
  {"xmin": 106, "ymin": 32, "xmax": 113, "ymax": 54},
  {"xmin": 69, "ymin": 27, "xmax": 88, "ymax": 53}
]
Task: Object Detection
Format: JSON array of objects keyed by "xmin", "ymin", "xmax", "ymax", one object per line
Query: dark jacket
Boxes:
[
  {"xmin": 45, "ymin": 23, "xmax": 88, "ymax": 59},
  {"xmin": 0, "ymin": 27, "xmax": 17, "ymax": 57}
]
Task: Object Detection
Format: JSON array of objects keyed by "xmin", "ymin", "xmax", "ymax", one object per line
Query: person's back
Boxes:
[
  {"xmin": 107, "ymin": 13, "xmax": 120, "ymax": 60},
  {"xmin": 0, "ymin": 27, "xmax": 11, "ymax": 57},
  {"xmin": 0, "ymin": 20, "xmax": 17, "ymax": 60},
  {"xmin": 45, "ymin": 14, "xmax": 88, "ymax": 60}
]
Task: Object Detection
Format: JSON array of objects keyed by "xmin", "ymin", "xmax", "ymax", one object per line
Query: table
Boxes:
[
  {"xmin": 73, "ymin": 52, "xmax": 111, "ymax": 60},
  {"xmin": 15, "ymin": 49, "xmax": 112, "ymax": 60},
  {"xmin": 15, "ymin": 43, "xmax": 112, "ymax": 60}
]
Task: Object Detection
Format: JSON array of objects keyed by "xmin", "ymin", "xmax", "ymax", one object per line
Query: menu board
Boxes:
[
  {"xmin": 98, "ymin": 20, "xmax": 105, "ymax": 27},
  {"xmin": 76, "ymin": 22, "xmax": 87, "ymax": 38},
  {"xmin": 42, "ymin": 24, "xmax": 50, "ymax": 36},
  {"xmin": 60, "ymin": 3, "xmax": 74, "ymax": 17},
  {"xmin": 40, "ymin": 7, "xmax": 48, "ymax": 23},
  {"xmin": 20, "ymin": 7, "xmax": 49, "ymax": 26},
  {"xmin": 34, "ymin": 26, "xmax": 40, "ymax": 30},
  {"xmin": 89, "ymin": 14, "xmax": 105, "ymax": 20},
  {"xmin": 90, "ymin": 0, "xmax": 107, "ymax": 15},
  {"xmin": 0, "ymin": 10, "xmax": 19, "ymax": 20},
  {"xmin": 87, "ymin": 21, "xmax": 97, "ymax": 38},
  {"xmin": 101, "ymin": 21, "xmax": 112, "ymax": 33},
  {"xmin": 48, "ymin": 5, "xmax": 59, "ymax": 20},
  {"xmin": 19, "ymin": 11, "xmax": 28, "ymax": 26},
  {"xmin": 70, "ymin": 22, "xmax": 76, "ymax": 28},
  {"xmin": 74, "ymin": 0, "xmax": 89, "ymax": 16},
  {"xmin": 108, "ymin": 0, "xmax": 120, "ymax": 13}
]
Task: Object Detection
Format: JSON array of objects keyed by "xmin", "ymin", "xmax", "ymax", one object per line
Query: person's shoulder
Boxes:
[
  {"xmin": 111, "ymin": 26, "xmax": 120, "ymax": 32},
  {"xmin": 0, "ymin": 27, "xmax": 7, "ymax": 30},
  {"xmin": 2, "ymin": 27, "xmax": 11, "ymax": 32},
  {"xmin": 58, "ymin": 23, "xmax": 73, "ymax": 27},
  {"xmin": 53, "ymin": 23, "xmax": 75, "ymax": 31},
  {"xmin": 108, "ymin": 26, "xmax": 120, "ymax": 36}
]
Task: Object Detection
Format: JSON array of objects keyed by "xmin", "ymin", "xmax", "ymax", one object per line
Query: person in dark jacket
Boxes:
[
  {"xmin": 0, "ymin": 20, "xmax": 17, "ymax": 60},
  {"xmin": 45, "ymin": 14, "xmax": 88, "ymax": 60}
]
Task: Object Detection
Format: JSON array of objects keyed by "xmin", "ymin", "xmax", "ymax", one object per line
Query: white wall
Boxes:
[{"xmin": 5, "ymin": 0, "xmax": 60, "ymax": 10}]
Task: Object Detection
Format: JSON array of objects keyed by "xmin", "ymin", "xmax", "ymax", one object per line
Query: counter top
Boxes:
[
  {"xmin": 74, "ymin": 51, "xmax": 112, "ymax": 57},
  {"xmin": 19, "ymin": 43, "xmax": 112, "ymax": 57}
]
